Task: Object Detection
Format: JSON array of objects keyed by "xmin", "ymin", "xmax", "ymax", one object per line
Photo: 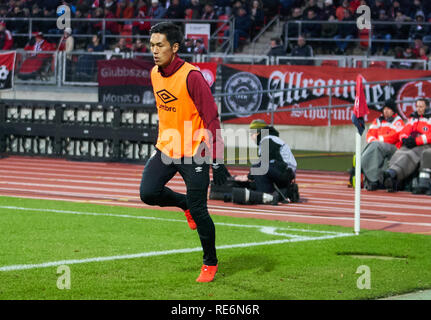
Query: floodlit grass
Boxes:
[{"xmin": 0, "ymin": 196, "xmax": 431, "ymax": 300}]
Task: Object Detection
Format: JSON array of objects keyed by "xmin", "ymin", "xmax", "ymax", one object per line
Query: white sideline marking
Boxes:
[
  {"xmin": 0, "ymin": 205, "xmax": 345, "ymax": 234},
  {"xmin": 0, "ymin": 236, "xmax": 351, "ymax": 272},
  {"xmin": 0, "ymin": 205, "xmax": 353, "ymax": 272}
]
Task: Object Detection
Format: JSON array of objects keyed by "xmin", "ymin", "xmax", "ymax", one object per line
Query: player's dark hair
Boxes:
[{"xmin": 150, "ymin": 22, "xmax": 183, "ymax": 48}]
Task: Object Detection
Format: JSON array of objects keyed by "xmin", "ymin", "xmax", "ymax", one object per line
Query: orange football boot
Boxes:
[
  {"xmin": 196, "ymin": 264, "xmax": 218, "ymax": 282},
  {"xmin": 184, "ymin": 209, "xmax": 197, "ymax": 230}
]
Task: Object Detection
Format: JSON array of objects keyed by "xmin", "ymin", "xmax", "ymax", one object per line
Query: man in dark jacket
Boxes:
[
  {"xmin": 210, "ymin": 119, "xmax": 300, "ymax": 205},
  {"xmin": 290, "ymin": 35, "xmax": 314, "ymax": 65},
  {"xmin": 267, "ymin": 37, "xmax": 286, "ymax": 56}
]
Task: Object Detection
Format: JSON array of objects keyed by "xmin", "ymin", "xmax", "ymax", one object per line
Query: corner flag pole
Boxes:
[
  {"xmin": 354, "ymin": 132, "xmax": 361, "ymax": 235},
  {"xmin": 352, "ymin": 74, "xmax": 369, "ymax": 236}
]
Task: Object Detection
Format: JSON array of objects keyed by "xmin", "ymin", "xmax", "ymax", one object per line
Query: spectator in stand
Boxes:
[
  {"xmin": 407, "ymin": 0, "xmax": 425, "ymax": 20},
  {"xmin": 103, "ymin": 7, "xmax": 121, "ymax": 34},
  {"xmin": 57, "ymin": 27, "xmax": 74, "ymax": 80},
  {"xmin": 18, "ymin": 31, "xmax": 56, "ymax": 80},
  {"xmin": 91, "ymin": 7, "xmax": 120, "ymax": 46},
  {"xmin": 290, "ymin": 34, "xmax": 314, "ymax": 65},
  {"xmin": 361, "ymin": 99, "xmax": 405, "ymax": 191},
  {"xmin": 412, "ymin": 37, "xmax": 429, "ymax": 69},
  {"xmin": 114, "ymin": 37, "xmax": 131, "ymax": 53},
  {"xmin": 132, "ymin": 5, "xmax": 150, "ymax": 36},
  {"xmin": 136, "ymin": 0, "xmax": 148, "ymax": 14},
  {"xmin": 333, "ymin": 8, "xmax": 356, "ymax": 54},
  {"xmin": 412, "ymin": 36, "xmax": 427, "ymax": 56},
  {"xmin": 321, "ymin": 0, "xmax": 336, "ymax": 20},
  {"xmin": 9, "ymin": 5, "xmax": 28, "ymax": 37},
  {"xmin": 370, "ymin": 0, "xmax": 387, "ymax": 20},
  {"xmin": 201, "ymin": 3, "xmax": 217, "ymax": 20},
  {"xmin": 104, "ymin": 0, "xmax": 118, "ymax": 14},
  {"xmin": 335, "ymin": 0, "xmax": 350, "ymax": 21},
  {"xmin": 148, "ymin": 0, "xmax": 167, "ymax": 25},
  {"xmin": 349, "ymin": 0, "xmax": 361, "ymax": 12},
  {"xmin": 267, "ymin": 37, "xmax": 286, "ymax": 56},
  {"xmin": 74, "ymin": 34, "xmax": 105, "ymax": 81},
  {"xmin": 249, "ymin": 0, "xmax": 265, "ymax": 40},
  {"xmin": 394, "ymin": 10, "xmax": 412, "ymax": 44},
  {"xmin": 281, "ymin": 7, "xmax": 303, "ymax": 53},
  {"xmin": 384, "ymin": 98, "xmax": 431, "ymax": 193},
  {"xmin": 225, "ymin": 6, "xmax": 251, "ymax": 52},
  {"xmin": 194, "ymin": 38, "xmax": 207, "ymax": 54},
  {"xmin": 389, "ymin": 0, "xmax": 402, "ymax": 19},
  {"xmin": 372, "ymin": 10, "xmax": 396, "ymax": 55},
  {"xmin": 214, "ymin": 0, "xmax": 231, "ymax": 17},
  {"xmin": 31, "ymin": 4, "xmax": 44, "ymax": 34},
  {"xmin": 418, "ymin": 47, "xmax": 429, "ymax": 62},
  {"xmin": 0, "ymin": 21, "xmax": 13, "ymax": 50},
  {"xmin": 116, "ymin": 0, "xmax": 136, "ymax": 21},
  {"xmin": 280, "ymin": 0, "xmax": 297, "ymax": 18},
  {"xmin": 395, "ymin": 46, "xmax": 417, "ymax": 69},
  {"xmin": 0, "ymin": 6, "xmax": 7, "ymax": 20},
  {"xmin": 24, "ymin": 32, "xmax": 55, "ymax": 52},
  {"xmin": 187, "ymin": 0, "xmax": 202, "ymax": 19},
  {"xmin": 180, "ymin": 37, "xmax": 195, "ymax": 54},
  {"xmin": 201, "ymin": 2, "xmax": 218, "ymax": 34},
  {"xmin": 90, "ymin": 7, "xmax": 105, "ymax": 34},
  {"xmin": 57, "ymin": 27, "xmax": 74, "ymax": 53},
  {"xmin": 166, "ymin": 0, "xmax": 185, "ymax": 19},
  {"xmin": 231, "ymin": 1, "xmax": 244, "ymax": 14},
  {"xmin": 304, "ymin": 0, "xmax": 322, "ymax": 19},
  {"xmin": 409, "ymin": 10, "xmax": 429, "ymax": 42},
  {"xmin": 303, "ymin": 9, "xmax": 322, "ymax": 44},
  {"xmin": 321, "ymin": 14, "xmax": 338, "ymax": 54},
  {"xmin": 132, "ymin": 38, "xmax": 148, "ymax": 54}
]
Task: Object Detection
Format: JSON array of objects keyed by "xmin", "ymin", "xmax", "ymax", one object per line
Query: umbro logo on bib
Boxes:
[{"xmin": 156, "ymin": 89, "xmax": 178, "ymax": 104}]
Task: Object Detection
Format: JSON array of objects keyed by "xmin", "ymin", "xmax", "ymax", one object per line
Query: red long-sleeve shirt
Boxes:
[
  {"xmin": 154, "ymin": 55, "xmax": 224, "ymax": 161},
  {"xmin": 366, "ymin": 114, "xmax": 405, "ymax": 148},
  {"xmin": 399, "ymin": 112, "xmax": 431, "ymax": 146}
]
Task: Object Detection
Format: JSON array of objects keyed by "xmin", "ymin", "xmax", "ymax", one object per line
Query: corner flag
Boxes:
[{"xmin": 351, "ymin": 74, "xmax": 369, "ymax": 136}]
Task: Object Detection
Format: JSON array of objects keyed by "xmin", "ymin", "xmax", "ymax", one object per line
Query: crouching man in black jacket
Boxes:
[{"xmin": 210, "ymin": 119, "xmax": 300, "ymax": 205}]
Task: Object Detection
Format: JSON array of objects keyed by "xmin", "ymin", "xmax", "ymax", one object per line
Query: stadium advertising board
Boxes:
[
  {"xmin": 97, "ymin": 59, "xmax": 217, "ymax": 105},
  {"xmin": 0, "ymin": 51, "xmax": 16, "ymax": 91},
  {"xmin": 97, "ymin": 58, "xmax": 154, "ymax": 105},
  {"xmin": 221, "ymin": 64, "xmax": 431, "ymax": 126}
]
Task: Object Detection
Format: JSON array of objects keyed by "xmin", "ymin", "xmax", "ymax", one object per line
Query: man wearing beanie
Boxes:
[
  {"xmin": 231, "ymin": 119, "xmax": 299, "ymax": 204},
  {"xmin": 361, "ymin": 99, "xmax": 405, "ymax": 191}
]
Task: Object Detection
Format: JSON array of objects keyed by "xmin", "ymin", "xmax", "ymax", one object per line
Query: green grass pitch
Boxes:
[{"xmin": 1, "ymin": 196, "xmax": 431, "ymax": 300}]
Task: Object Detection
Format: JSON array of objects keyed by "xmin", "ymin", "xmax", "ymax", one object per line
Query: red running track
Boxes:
[{"xmin": 1, "ymin": 155, "xmax": 431, "ymax": 235}]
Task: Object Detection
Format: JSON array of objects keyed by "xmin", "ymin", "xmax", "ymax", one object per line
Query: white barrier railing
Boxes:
[{"xmin": 3, "ymin": 50, "xmax": 430, "ymax": 88}]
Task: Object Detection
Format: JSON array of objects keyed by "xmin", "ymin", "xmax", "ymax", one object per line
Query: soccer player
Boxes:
[{"xmin": 139, "ymin": 22, "xmax": 230, "ymax": 282}]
